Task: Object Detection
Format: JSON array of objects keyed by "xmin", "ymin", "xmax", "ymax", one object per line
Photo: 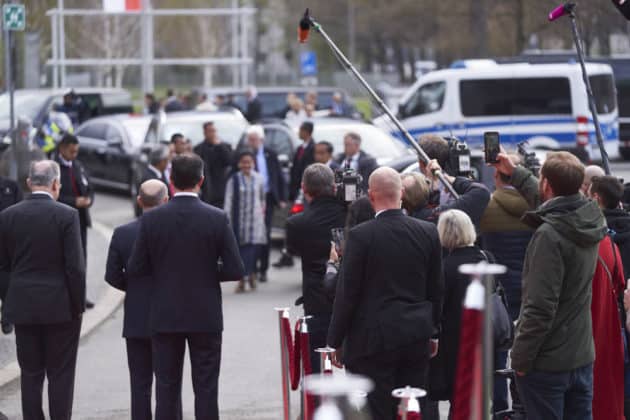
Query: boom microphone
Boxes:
[
  {"xmin": 548, "ymin": 3, "xmax": 576, "ymax": 21},
  {"xmin": 298, "ymin": 9, "xmax": 311, "ymax": 43},
  {"xmin": 612, "ymin": 0, "xmax": 630, "ymax": 20}
]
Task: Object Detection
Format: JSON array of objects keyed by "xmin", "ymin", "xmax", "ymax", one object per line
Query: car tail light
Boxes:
[
  {"xmin": 576, "ymin": 116, "xmax": 589, "ymax": 146},
  {"xmin": 290, "ymin": 202, "xmax": 305, "ymax": 215}
]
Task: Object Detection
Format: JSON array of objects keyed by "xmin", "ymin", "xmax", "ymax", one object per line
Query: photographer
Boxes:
[
  {"xmin": 286, "ymin": 163, "xmax": 347, "ymax": 373},
  {"xmin": 404, "ymin": 159, "xmax": 490, "ymax": 229}
]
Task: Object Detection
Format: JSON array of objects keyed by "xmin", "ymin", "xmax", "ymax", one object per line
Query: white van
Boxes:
[{"xmin": 374, "ymin": 61, "xmax": 619, "ymax": 160}]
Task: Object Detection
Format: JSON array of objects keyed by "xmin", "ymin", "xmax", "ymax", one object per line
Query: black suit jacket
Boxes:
[
  {"xmin": 193, "ymin": 142, "xmax": 233, "ymax": 208},
  {"xmin": 0, "ymin": 194, "xmax": 86, "ymax": 324},
  {"xmin": 286, "ymin": 196, "xmax": 347, "ymax": 315},
  {"xmin": 56, "ymin": 157, "xmax": 95, "ymax": 228},
  {"xmin": 256, "ymin": 147, "xmax": 286, "ymax": 205},
  {"xmin": 336, "ymin": 151, "xmax": 379, "ymax": 191},
  {"xmin": 105, "ymin": 219, "xmax": 153, "ymax": 338},
  {"xmin": 327, "ymin": 210, "xmax": 444, "ymax": 363},
  {"xmin": 0, "ymin": 177, "xmax": 22, "ymax": 212},
  {"xmin": 128, "ymin": 196, "xmax": 244, "ymax": 333},
  {"xmin": 289, "ymin": 141, "xmax": 315, "ymax": 201}
]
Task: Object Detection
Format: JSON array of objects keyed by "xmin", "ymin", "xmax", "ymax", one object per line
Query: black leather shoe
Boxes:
[
  {"xmin": 272, "ymin": 253, "xmax": 294, "ymax": 268},
  {"xmin": 86, "ymin": 300, "xmax": 95, "ymax": 309},
  {"xmin": 1, "ymin": 321, "xmax": 13, "ymax": 335}
]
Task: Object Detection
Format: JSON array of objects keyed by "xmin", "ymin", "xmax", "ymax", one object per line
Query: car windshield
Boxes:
[
  {"xmin": 161, "ymin": 117, "xmax": 248, "ymax": 148},
  {"xmin": 121, "ymin": 118, "xmax": 152, "ymax": 148},
  {"xmin": 314, "ymin": 124, "xmax": 408, "ymax": 162},
  {"xmin": 0, "ymin": 92, "xmax": 49, "ymax": 120}
]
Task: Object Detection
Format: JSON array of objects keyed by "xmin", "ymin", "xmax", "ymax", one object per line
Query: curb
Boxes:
[{"xmin": 0, "ymin": 221, "xmax": 124, "ymax": 389}]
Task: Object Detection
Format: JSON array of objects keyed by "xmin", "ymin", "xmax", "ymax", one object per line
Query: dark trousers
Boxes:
[
  {"xmin": 15, "ymin": 319, "xmax": 81, "ymax": 420},
  {"xmin": 307, "ymin": 313, "xmax": 331, "ymax": 374},
  {"xmin": 79, "ymin": 223, "xmax": 87, "ymax": 261},
  {"xmin": 515, "ymin": 363, "xmax": 593, "ymax": 420},
  {"xmin": 153, "ymin": 332, "xmax": 222, "ymax": 420},
  {"xmin": 0, "ymin": 271, "xmax": 8, "ymax": 322},
  {"xmin": 347, "ymin": 339, "xmax": 430, "ymax": 420},
  {"xmin": 258, "ymin": 193, "xmax": 275, "ymax": 275},
  {"xmin": 494, "ymin": 350, "xmax": 508, "ymax": 413}
]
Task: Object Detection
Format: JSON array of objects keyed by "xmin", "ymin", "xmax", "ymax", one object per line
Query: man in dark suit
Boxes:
[
  {"xmin": 55, "ymin": 133, "xmax": 95, "ymax": 308},
  {"xmin": 335, "ymin": 132, "xmax": 379, "ymax": 192},
  {"xmin": 128, "ymin": 153, "xmax": 244, "ymax": 420},
  {"xmin": 314, "ymin": 141, "xmax": 341, "ymax": 171},
  {"xmin": 289, "ymin": 121, "xmax": 316, "ymax": 201},
  {"xmin": 327, "ymin": 167, "xmax": 444, "ymax": 420},
  {"xmin": 246, "ymin": 125, "xmax": 287, "ymax": 283},
  {"xmin": 286, "ymin": 163, "xmax": 347, "ymax": 372},
  {"xmin": 0, "ymin": 175, "xmax": 22, "ymax": 335},
  {"xmin": 106, "ymin": 180, "xmax": 172, "ymax": 420},
  {"xmin": 0, "ymin": 160, "xmax": 86, "ymax": 420},
  {"xmin": 244, "ymin": 86, "xmax": 262, "ymax": 123},
  {"xmin": 193, "ymin": 122, "xmax": 233, "ymax": 208}
]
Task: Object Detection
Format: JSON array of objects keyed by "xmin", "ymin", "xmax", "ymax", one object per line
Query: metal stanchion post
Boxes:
[
  {"xmin": 299, "ymin": 316, "xmax": 313, "ymax": 420},
  {"xmin": 305, "ymin": 374, "xmax": 374, "ymax": 420},
  {"xmin": 459, "ymin": 262, "xmax": 506, "ymax": 420},
  {"xmin": 274, "ymin": 307, "xmax": 291, "ymax": 420},
  {"xmin": 315, "ymin": 347, "xmax": 335, "ymax": 376},
  {"xmin": 392, "ymin": 387, "xmax": 426, "ymax": 420}
]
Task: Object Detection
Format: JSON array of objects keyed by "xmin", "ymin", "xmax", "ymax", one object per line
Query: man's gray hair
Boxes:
[
  {"xmin": 29, "ymin": 160, "xmax": 60, "ymax": 187},
  {"xmin": 149, "ymin": 145, "xmax": 170, "ymax": 166},
  {"xmin": 345, "ymin": 132, "xmax": 362, "ymax": 145},
  {"xmin": 303, "ymin": 163, "xmax": 335, "ymax": 198}
]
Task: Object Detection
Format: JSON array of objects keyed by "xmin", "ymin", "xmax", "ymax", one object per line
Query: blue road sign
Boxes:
[{"xmin": 300, "ymin": 51, "xmax": 317, "ymax": 77}]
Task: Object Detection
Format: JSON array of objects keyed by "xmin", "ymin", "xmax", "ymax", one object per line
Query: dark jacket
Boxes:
[
  {"xmin": 0, "ymin": 194, "xmax": 86, "ymax": 324},
  {"xmin": 411, "ymin": 177, "xmax": 490, "ymax": 229},
  {"xmin": 335, "ymin": 151, "xmax": 379, "ymax": 192},
  {"xmin": 327, "ymin": 210, "xmax": 444, "ymax": 363},
  {"xmin": 603, "ymin": 208, "xmax": 630, "ymax": 280},
  {"xmin": 289, "ymin": 141, "xmax": 315, "ymax": 201},
  {"xmin": 0, "ymin": 177, "xmax": 22, "ymax": 212},
  {"xmin": 105, "ymin": 219, "xmax": 153, "ymax": 338},
  {"xmin": 286, "ymin": 196, "xmax": 347, "ymax": 315},
  {"xmin": 429, "ymin": 246, "xmax": 485, "ymax": 400},
  {"xmin": 255, "ymin": 146, "xmax": 286, "ymax": 205},
  {"xmin": 480, "ymin": 188, "xmax": 533, "ymax": 320},
  {"xmin": 193, "ymin": 141, "xmax": 234, "ymax": 208},
  {"xmin": 128, "ymin": 195, "xmax": 244, "ymax": 333},
  {"xmin": 510, "ymin": 171, "xmax": 607, "ymax": 373},
  {"xmin": 245, "ymin": 98, "xmax": 263, "ymax": 123},
  {"xmin": 56, "ymin": 157, "xmax": 94, "ymax": 228}
]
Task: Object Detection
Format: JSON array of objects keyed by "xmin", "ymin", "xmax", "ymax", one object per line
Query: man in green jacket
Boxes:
[{"xmin": 493, "ymin": 151, "xmax": 607, "ymax": 420}]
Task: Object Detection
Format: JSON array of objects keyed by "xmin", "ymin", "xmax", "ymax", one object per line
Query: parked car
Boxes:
[
  {"xmin": 201, "ymin": 87, "xmax": 357, "ymax": 120},
  {"xmin": 144, "ymin": 109, "xmax": 249, "ymax": 149},
  {"xmin": 75, "ymin": 114, "xmax": 154, "ymax": 195},
  {"xmin": 0, "ymin": 88, "xmax": 134, "ymax": 139}
]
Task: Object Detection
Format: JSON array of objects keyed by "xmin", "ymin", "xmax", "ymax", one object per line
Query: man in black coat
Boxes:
[
  {"xmin": 54, "ymin": 133, "xmax": 95, "ymax": 308},
  {"xmin": 106, "ymin": 180, "xmax": 174, "ymax": 420},
  {"xmin": 286, "ymin": 163, "xmax": 347, "ymax": 372},
  {"xmin": 246, "ymin": 125, "xmax": 286, "ymax": 282},
  {"xmin": 128, "ymin": 154, "xmax": 244, "ymax": 420},
  {"xmin": 0, "ymin": 160, "xmax": 86, "ymax": 420},
  {"xmin": 193, "ymin": 121, "xmax": 233, "ymax": 208},
  {"xmin": 327, "ymin": 167, "xmax": 444, "ymax": 420},
  {"xmin": 0, "ymin": 175, "xmax": 22, "ymax": 334},
  {"xmin": 244, "ymin": 86, "xmax": 262, "ymax": 123},
  {"xmin": 335, "ymin": 132, "xmax": 379, "ymax": 192},
  {"xmin": 289, "ymin": 121, "xmax": 316, "ymax": 201}
]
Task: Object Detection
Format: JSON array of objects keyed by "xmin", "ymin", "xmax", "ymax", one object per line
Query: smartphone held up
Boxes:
[{"xmin": 484, "ymin": 132, "xmax": 501, "ymax": 164}]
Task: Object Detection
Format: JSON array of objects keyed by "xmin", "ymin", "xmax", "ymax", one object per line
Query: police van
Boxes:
[{"xmin": 374, "ymin": 61, "xmax": 619, "ymax": 160}]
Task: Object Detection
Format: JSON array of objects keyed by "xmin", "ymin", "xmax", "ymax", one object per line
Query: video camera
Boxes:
[
  {"xmin": 516, "ymin": 141, "xmax": 541, "ymax": 178},
  {"xmin": 444, "ymin": 136, "xmax": 472, "ymax": 177},
  {"xmin": 334, "ymin": 163, "xmax": 363, "ymax": 203}
]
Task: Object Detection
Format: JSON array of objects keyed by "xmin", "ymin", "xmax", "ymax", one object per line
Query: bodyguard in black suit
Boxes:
[
  {"xmin": 0, "ymin": 175, "xmax": 22, "ymax": 334},
  {"xmin": 286, "ymin": 163, "xmax": 346, "ymax": 372},
  {"xmin": 327, "ymin": 167, "xmax": 444, "ymax": 420},
  {"xmin": 0, "ymin": 160, "xmax": 86, "ymax": 420},
  {"xmin": 335, "ymin": 132, "xmax": 379, "ymax": 192},
  {"xmin": 245, "ymin": 125, "xmax": 287, "ymax": 282},
  {"xmin": 289, "ymin": 121, "xmax": 316, "ymax": 201},
  {"xmin": 106, "ymin": 180, "xmax": 171, "ymax": 420},
  {"xmin": 128, "ymin": 154, "xmax": 244, "ymax": 420}
]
